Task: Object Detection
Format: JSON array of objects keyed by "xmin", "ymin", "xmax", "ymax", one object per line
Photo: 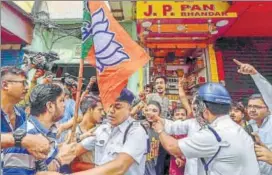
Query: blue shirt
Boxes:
[
  {"xmin": 2, "ymin": 115, "xmax": 58, "ymax": 175},
  {"xmin": 1, "ymin": 107, "xmax": 26, "ymax": 174},
  {"xmin": 1, "ymin": 106, "xmax": 26, "ymax": 133}
]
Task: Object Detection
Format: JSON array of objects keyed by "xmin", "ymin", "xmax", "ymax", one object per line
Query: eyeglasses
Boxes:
[
  {"xmin": 247, "ymin": 105, "xmax": 267, "ymax": 110},
  {"xmin": 6, "ymin": 80, "xmax": 28, "ymax": 86}
]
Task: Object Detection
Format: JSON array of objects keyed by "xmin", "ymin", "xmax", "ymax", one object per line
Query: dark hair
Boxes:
[
  {"xmin": 1, "ymin": 66, "xmax": 26, "ymax": 79},
  {"xmin": 80, "ymin": 95, "xmax": 101, "ymax": 115},
  {"xmin": 231, "ymin": 101, "xmax": 245, "ymax": 113},
  {"xmin": 154, "ymin": 75, "xmax": 167, "ymax": 84},
  {"xmin": 174, "ymin": 107, "xmax": 187, "ymax": 116},
  {"xmin": 30, "ymin": 84, "xmax": 63, "ymax": 116},
  {"xmin": 144, "ymin": 84, "xmax": 153, "ymax": 91},
  {"xmin": 248, "ymin": 94, "xmax": 265, "ymax": 103},
  {"xmin": 147, "ymin": 100, "xmax": 162, "ymax": 114},
  {"xmin": 204, "ymin": 101, "xmax": 231, "ymax": 116}
]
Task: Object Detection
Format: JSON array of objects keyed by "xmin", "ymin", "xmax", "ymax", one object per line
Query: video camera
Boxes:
[
  {"xmin": 53, "ymin": 73, "xmax": 81, "ymax": 87},
  {"xmin": 23, "ymin": 49, "xmax": 60, "ymax": 73}
]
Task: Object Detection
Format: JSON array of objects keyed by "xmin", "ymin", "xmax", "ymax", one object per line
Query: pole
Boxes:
[{"xmin": 69, "ymin": 58, "xmax": 84, "ymax": 143}]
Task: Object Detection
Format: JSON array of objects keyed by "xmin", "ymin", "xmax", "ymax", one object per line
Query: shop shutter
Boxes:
[
  {"xmin": 216, "ymin": 37, "xmax": 272, "ymax": 103},
  {"xmin": 1, "ymin": 50, "xmax": 24, "ymax": 67}
]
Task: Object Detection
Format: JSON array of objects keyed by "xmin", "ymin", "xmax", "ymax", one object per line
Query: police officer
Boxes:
[
  {"xmin": 74, "ymin": 88, "xmax": 148, "ymax": 175},
  {"xmin": 152, "ymin": 83, "xmax": 260, "ymax": 175}
]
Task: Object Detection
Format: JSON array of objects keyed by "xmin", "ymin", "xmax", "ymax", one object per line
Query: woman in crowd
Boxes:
[{"xmin": 142, "ymin": 101, "xmax": 162, "ymax": 175}]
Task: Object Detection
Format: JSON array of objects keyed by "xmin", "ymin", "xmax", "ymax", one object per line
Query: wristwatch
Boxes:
[{"xmin": 13, "ymin": 129, "xmax": 27, "ymax": 147}]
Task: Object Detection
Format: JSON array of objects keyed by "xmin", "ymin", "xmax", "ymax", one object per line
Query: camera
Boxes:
[
  {"xmin": 23, "ymin": 50, "xmax": 60, "ymax": 73},
  {"xmin": 53, "ymin": 73, "xmax": 78, "ymax": 87}
]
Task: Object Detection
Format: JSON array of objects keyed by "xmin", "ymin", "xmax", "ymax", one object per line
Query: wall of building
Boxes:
[{"xmin": 26, "ymin": 20, "xmax": 145, "ymax": 95}]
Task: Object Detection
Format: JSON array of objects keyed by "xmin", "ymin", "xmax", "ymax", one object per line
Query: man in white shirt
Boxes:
[
  {"xmin": 74, "ymin": 88, "xmax": 148, "ymax": 175},
  {"xmin": 234, "ymin": 59, "xmax": 272, "ymax": 175},
  {"xmin": 152, "ymin": 83, "xmax": 260, "ymax": 175}
]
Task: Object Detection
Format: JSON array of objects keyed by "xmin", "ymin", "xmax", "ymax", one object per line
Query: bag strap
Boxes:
[
  {"xmin": 123, "ymin": 121, "xmax": 150, "ymax": 154},
  {"xmin": 200, "ymin": 125, "xmax": 222, "ymax": 175},
  {"xmin": 123, "ymin": 121, "xmax": 148, "ymax": 144}
]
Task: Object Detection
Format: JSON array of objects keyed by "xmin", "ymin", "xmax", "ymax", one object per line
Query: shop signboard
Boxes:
[{"xmin": 136, "ymin": 1, "xmax": 237, "ymax": 19}]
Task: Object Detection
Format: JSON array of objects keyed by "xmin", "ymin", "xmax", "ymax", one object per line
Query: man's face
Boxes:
[
  {"xmin": 155, "ymin": 78, "xmax": 166, "ymax": 94},
  {"xmin": 89, "ymin": 102, "xmax": 104, "ymax": 124},
  {"xmin": 230, "ymin": 107, "xmax": 244, "ymax": 123},
  {"xmin": 173, "ymin": 108, "xmax": 187, "ymax": 121},
  {"xmin": 71, "ymin": 86, "xmax": 77, "ymax": 95},
  {"xmin": 144, "ymin": 87, "xmax": 152, "ymax": 95},
  {"xmin": 108, "ymin": 101, "xmax": 130, "ymax": 127},
  {"xmin": 146, "ymin": 104, "xmax": 160, "ymax": 122},
  {"xmin": 247, "ymin": 98, "xmax": 269, "ymax": 122},
  {"xmin": 2, "ymin": 74, "xmax": 29, "ymax": 102},
  {"xmin": 52, "ymin": 93, "xmax": 66, "ymax": 122}
]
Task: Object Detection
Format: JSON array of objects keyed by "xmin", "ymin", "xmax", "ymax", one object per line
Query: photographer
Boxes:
[{"xmin": 2, "ymin": 84, "xmax": 76, "ymax": 175}]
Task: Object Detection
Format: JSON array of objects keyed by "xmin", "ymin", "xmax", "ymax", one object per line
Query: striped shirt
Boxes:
[
  {"xmin": 1, "ymin": 106, "xmax": 26, "ymax": 174},
  {"xmin": 2, "ymin": 115, "xmax": 58, "ymax": 175},
  {"xmin": 1, "ymin": 106, "xmax": 26, "ymax": 133}
]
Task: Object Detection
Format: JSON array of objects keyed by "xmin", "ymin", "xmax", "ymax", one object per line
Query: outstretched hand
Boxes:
[{"xmin": 233, "ymin": 59, "xmax": 257, "ymax": 75}]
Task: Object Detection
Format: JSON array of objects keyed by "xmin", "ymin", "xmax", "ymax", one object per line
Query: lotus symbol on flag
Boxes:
[{"xmin": 82, "ymin": 8, "xmax": 130, "ymax": 72}]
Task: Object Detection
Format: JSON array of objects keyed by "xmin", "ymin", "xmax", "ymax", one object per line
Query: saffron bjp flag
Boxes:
[{"xmin": 81, "ymin": 1, "xmax": 150, "ymax": 110}]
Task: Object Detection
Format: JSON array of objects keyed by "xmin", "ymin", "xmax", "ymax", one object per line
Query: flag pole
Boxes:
[{"xmin": 69, "ymin": 58, "xmax": 84, "ymax": 143}]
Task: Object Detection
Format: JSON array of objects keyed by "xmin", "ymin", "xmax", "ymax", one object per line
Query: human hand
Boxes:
[
  {"xmin": 175, "ymin": 157, "xmax": 185, "ymax": 168},
  {"xmin": 33, "ymin": 69, "xmax": 45, "ymax": 81},
  {"xmin": 233, "ymin": 59, "xmax": 257, "ymax": 75},
  {"xmin": 57, "ymin": 143, "xmax": 77, "ymax": 165},
  {"xmin": 22, "ymin": 134, "xmax": 50, "ymax": 160},
  {"xmin": 152, "ymin": 120, "xmax": 165, "ymax": 133},
  {"xmin": 255, "ymin": 144, "xmax": 272, "ymax": 165}
]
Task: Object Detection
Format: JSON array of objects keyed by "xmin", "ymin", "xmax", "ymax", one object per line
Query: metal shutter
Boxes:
[
  {"xmin": 216, "ymin": 37, "xmax": 272, "ymax": 103},
  {"xmin": 1, "ymin": 50, "xmax": 24, "ymax": 67}
]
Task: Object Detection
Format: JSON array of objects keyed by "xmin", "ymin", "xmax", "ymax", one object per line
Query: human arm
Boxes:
[
  {"xmin": 74, "ymin": 125, "xmax": 147, "ymax": 175},
  {"xmin": 73, "ymin": 153, "xmax": 135, "ymax": 175},
  {"xmin": 234, "ymin": 59, "xmax": 272, "ymax": 111},
  {"xmin": 1, "ymin": 133, "xmax": 50, "ymax": 159},
  {"xmin": 130, "ymin": 101, "xmax": 146, "ymax": 117},
  {"xmin": 57, "ymin": 116, "xmax": 83, "ymax": 138},
  {"xmin": 48, "ymin": 143, "xmax": 77, "ymax": 171},
  {"xmin": 151, "ymin": 114, "xmax": 190, "ymax": 135},
  {"xmin": 152, "ymin": 121, "xmax": 183, "ymax": 158},
  {"xmin": 255, "ymin": 144, "xmax": 272, "ymax": 165},
  {"xmin": 178, "ymin": 76, "xmax": 192, "ymax": 116},
  {"xmin": 251, "ymin": 73, "xmax": 272, "ymax": 111},
  {"xmin": 80, "ymin": 76, "xmax": 97, "ymax": 102}
]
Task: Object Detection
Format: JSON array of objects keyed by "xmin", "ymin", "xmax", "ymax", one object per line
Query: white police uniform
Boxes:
[
  {"xmin": 81, "ymin": 117, "xmax": 148, "ymax": 175},
  {"xmin": 178, "ymin": 115, "xmax": 260, "ymax": 175},
  {"xmin": 164, "ymin": 118, "xmax": 201, "ymax": 175}
]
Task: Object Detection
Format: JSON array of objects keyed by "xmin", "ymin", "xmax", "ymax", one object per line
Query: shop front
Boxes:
[
  {"xmin": 136, "ymin": 1, "xmax": 237, "ymax": 107},
  {"xmin": 1, "ymin": 2, "xmax": 33, "ymax": 67}
]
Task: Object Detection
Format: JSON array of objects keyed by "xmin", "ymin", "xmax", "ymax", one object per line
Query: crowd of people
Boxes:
[{"xmin": 1, "ymin": 59, "xmax": 272, "ymax": 175}]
